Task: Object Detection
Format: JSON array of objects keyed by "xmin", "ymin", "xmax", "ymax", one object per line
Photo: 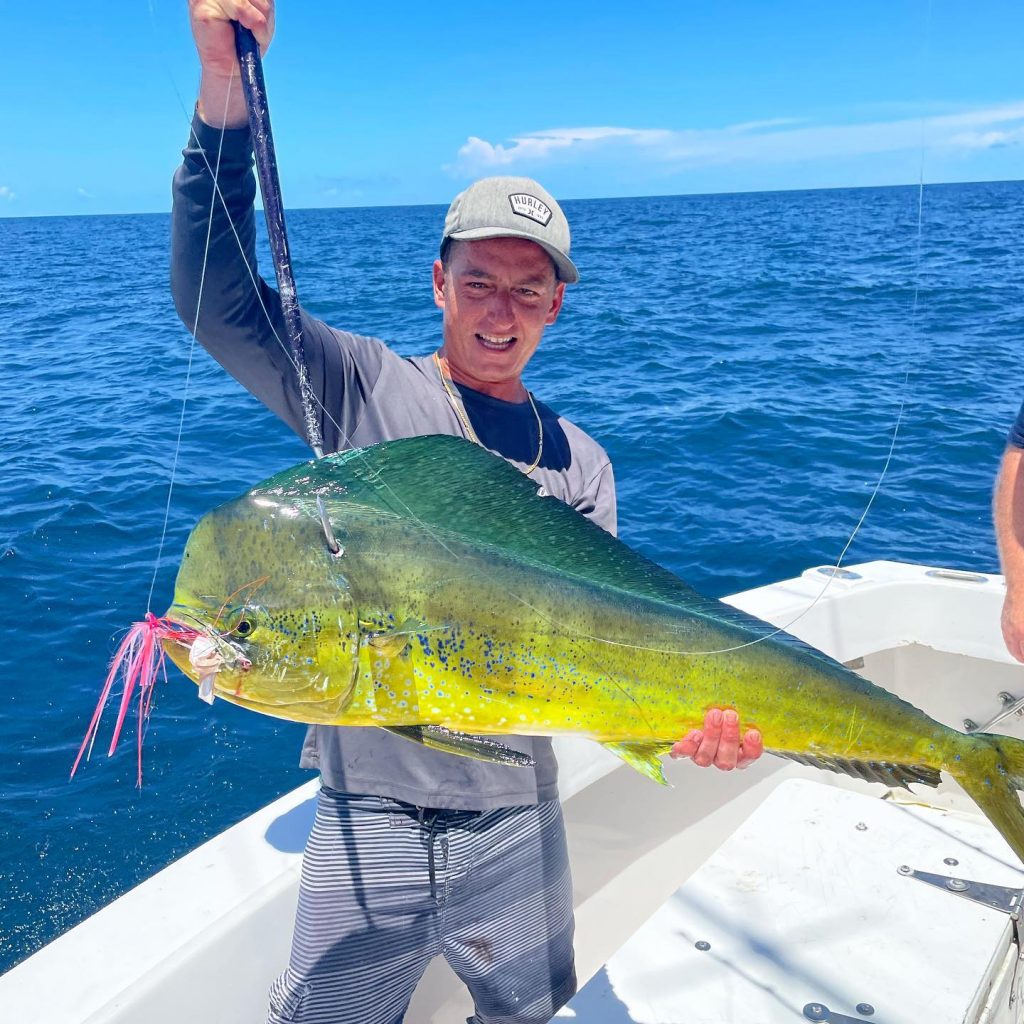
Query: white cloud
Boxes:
[
  {"xmin": 77, "ymin": 187, "xmax": 94, "ymax": 200},
  {"xmin": 0, "ymin": 185, "xmax": 14, "ymax": 201},
  {"xmin": 449, "ymin": 102, "xmax": 1024, "ymax": 176},
  {"xmin": 450, "ymin": 127, "xmax": 671, "ymax": 173},
  {"xmin": 946, "ymin": 125, "xmax": 1024, "ymax": 150}
]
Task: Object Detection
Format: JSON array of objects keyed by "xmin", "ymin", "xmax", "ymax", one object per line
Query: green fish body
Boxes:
[{"xmin": 164, "ymin": 435, "xmax": 1024, "ymax": 860}]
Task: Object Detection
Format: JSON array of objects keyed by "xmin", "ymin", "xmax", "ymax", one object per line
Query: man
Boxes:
[
  {"xmin": 995, "ymin": 406, "xmax": 1024, "ymax": 662},
  {"xmin": 175, "ymin": 4, "xmax": 764, "ymax": 1022}
]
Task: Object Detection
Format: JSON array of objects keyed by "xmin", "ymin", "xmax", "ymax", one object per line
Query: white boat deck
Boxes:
[
  {"xmin": 565, "ymin": 778, "xmax": 1024, "ymax": 1023},
  {"xmin": 3, "ymin": 560, "xmax": 1024, "ymax": 1023}
]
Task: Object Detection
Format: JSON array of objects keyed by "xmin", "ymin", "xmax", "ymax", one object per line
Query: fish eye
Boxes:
[{"xmin": 234, "ymin": 619, "xmax": 255, "ymax": 637}]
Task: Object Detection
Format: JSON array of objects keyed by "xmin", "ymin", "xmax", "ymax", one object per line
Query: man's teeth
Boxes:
[{"xmin": 477, "ymin": 334, "xmax": 514, "ymax": 350}]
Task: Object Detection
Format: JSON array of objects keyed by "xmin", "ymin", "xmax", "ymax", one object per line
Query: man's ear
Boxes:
[
  {"xmin": 432, "ymin": 259, "xmax": 446, "ymax": 309},
  {"xmin": 545, "ymin": 281, "xmax": 566, "ymax": 326}
]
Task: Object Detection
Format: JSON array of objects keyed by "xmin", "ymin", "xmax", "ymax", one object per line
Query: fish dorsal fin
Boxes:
[
  {"xmin": 254, "ymin": 435, "xmax": 825, "ymax": 660},
  {"xmin": 772, "ymin": 749, "xmax": 942, "ymax": 790}
]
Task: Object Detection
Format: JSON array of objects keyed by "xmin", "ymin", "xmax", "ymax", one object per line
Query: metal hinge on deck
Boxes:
[
  {"xmin": 899, "ymin": 862, "xmax": 1024, "ymax": 1015},
  {"xmin": 897, "ymin": 865, "xmax": 1024, "ymax": 916}
]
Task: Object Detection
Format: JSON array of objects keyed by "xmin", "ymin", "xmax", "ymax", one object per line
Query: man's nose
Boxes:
[{"xmin": 486, "ymin": 288, "xmax": 515, "ymax": 326}]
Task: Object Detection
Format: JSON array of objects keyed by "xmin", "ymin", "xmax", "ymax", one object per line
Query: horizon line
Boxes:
[{"xmin": 1, "ymin": 174, "xmax": 1022, "ymax": 222}]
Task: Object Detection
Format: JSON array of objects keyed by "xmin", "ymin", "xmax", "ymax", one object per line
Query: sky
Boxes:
[{"xmin": 2, "ymin": 1, "xmax": 1024, "ymax": 217}]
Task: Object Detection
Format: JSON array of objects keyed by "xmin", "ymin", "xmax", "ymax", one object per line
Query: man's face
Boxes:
[{"xmin": 432, "ymin": 237, "xmax": 566, "ymax": 400}]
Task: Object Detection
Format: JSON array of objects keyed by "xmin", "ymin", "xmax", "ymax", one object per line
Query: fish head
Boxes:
[{"xmin": 162, "ymin": 486, "xmax": 361, "ymax": 720}]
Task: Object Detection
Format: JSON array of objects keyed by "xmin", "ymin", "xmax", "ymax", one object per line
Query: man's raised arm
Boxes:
[
  {"xmin": 170, "ymin": 0, "xmax": 381, "ymax": 452},
  {"xmin": 170, "ymin": 0, "xmax": 308, "ymax": 425}
]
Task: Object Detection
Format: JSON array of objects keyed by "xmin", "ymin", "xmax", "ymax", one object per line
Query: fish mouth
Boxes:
[{"xmin": 163, "ymin": 606, "xmax": 252, "ymax": 677}]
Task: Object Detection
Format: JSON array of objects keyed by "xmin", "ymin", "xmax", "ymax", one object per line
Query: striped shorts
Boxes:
[{"xmin": 266, "ymin": 788, "xmax": 576, "ymax": 1024}]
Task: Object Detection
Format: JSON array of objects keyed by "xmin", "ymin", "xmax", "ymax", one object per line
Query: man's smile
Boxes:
[{"xmin": 476, "ymin": 333, "xmax": 516, "ymax": 351}]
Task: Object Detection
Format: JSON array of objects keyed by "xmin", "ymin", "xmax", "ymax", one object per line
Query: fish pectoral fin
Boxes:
[
  {"xmin": 367, "ymin": 632, "xmax": 412, "ymax": 659},
  {"xmin": 603, "ymin": 741, "xmax": 673, "ymax": 786},
  {"xmin": 382, "ymin": 726, "xmax": 535, "ymax": 768},
  {"xmin": 364, "ymin": 617, "xmax": 445, "ymax": 659}
]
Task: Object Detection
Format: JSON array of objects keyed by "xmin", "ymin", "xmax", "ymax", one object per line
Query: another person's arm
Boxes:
[{"xmin": 995, "ymin": 413, "xmax": 1024, "ymax": 661}]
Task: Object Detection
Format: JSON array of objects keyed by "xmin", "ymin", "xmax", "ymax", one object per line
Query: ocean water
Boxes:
[{"xmin": 1, "ymin": 180, "xmax": 1022, "ymax": 973}]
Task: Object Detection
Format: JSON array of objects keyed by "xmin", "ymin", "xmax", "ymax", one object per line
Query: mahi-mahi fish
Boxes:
[{"xmin": 76, "ymin": 435, "xmax": 1024, "ymax": 862}]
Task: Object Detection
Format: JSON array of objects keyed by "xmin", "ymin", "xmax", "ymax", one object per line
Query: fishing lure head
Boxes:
[{"xmin": 163, "ymin": 487, "xmax": 361, "ymax": 722}]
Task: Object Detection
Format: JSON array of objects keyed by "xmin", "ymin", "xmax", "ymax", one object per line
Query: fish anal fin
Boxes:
[
  {"xmin": 772, "ymin": 749, "xmax": 942, "ymax": 791},
  {"xmin": 603, "ymin": 741, "xmax": 673, "ymax": 786},
  {"xmin": 382, "ymin": 725, "xmax": 535, "ymax": 768}
]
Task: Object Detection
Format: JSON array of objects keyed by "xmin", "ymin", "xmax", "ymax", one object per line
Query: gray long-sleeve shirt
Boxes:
[{"xmin": 171, "ymin": 115, "xmax": 616, "ymax": 809}]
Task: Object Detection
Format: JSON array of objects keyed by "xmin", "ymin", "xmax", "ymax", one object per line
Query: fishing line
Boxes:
[
  {"xmin": 144, "ymin": 73, "xmax": 235, "ymax": 615},
  {"xmin": 381, "ymin": 150, "xmax": 927, "ymax": 670},
  {"xmin": 758, "ymin": 0, "xmax": 933, "ymax": 642},
  {"xmin": 138, "ymin": 2, "xmax": 928, "ymax": 746},
  {"xmin": 661, "ymin": 1, "xmax": 934, "ymax": 655},
  {"xmin": 545, "ymin": 5, "xmax": 934, "ymax": 661}
]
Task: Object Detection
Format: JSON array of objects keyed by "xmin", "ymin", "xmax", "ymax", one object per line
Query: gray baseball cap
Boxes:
[{"xmin": 441, "ymin": 176, "xmax": 579, "ymax": 284}]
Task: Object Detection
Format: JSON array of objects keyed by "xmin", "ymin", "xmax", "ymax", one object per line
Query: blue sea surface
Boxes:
[{"xmin": 1, "ymin": 181, "xmax": 1022, "ymax": 973}]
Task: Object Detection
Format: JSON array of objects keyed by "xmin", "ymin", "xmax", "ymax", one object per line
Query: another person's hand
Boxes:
[
  {"xmin": 995, "ymin": 446, "xmax": 1024, "ymax": 661},
  {"xmin": 189, "ymin": 0, "xmax": 275, "ymax": 79},
  {"xmin": 669, "ymin": 708, "xmax": 763, "ymax": 771},
  {"xmin": 1002, "ymin": 593, "xmax": 1024, "ymax": 663}
]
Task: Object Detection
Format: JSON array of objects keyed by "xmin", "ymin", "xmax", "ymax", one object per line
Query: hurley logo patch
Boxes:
[{"xmin": 508, "ymin": 193, "xmax": 552, "ymax": 227}]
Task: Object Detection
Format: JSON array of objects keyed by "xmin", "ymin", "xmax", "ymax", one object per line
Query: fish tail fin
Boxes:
[{"xmin": 950, "ymin": 733, "xmax": 1024, "ymax": 864}]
